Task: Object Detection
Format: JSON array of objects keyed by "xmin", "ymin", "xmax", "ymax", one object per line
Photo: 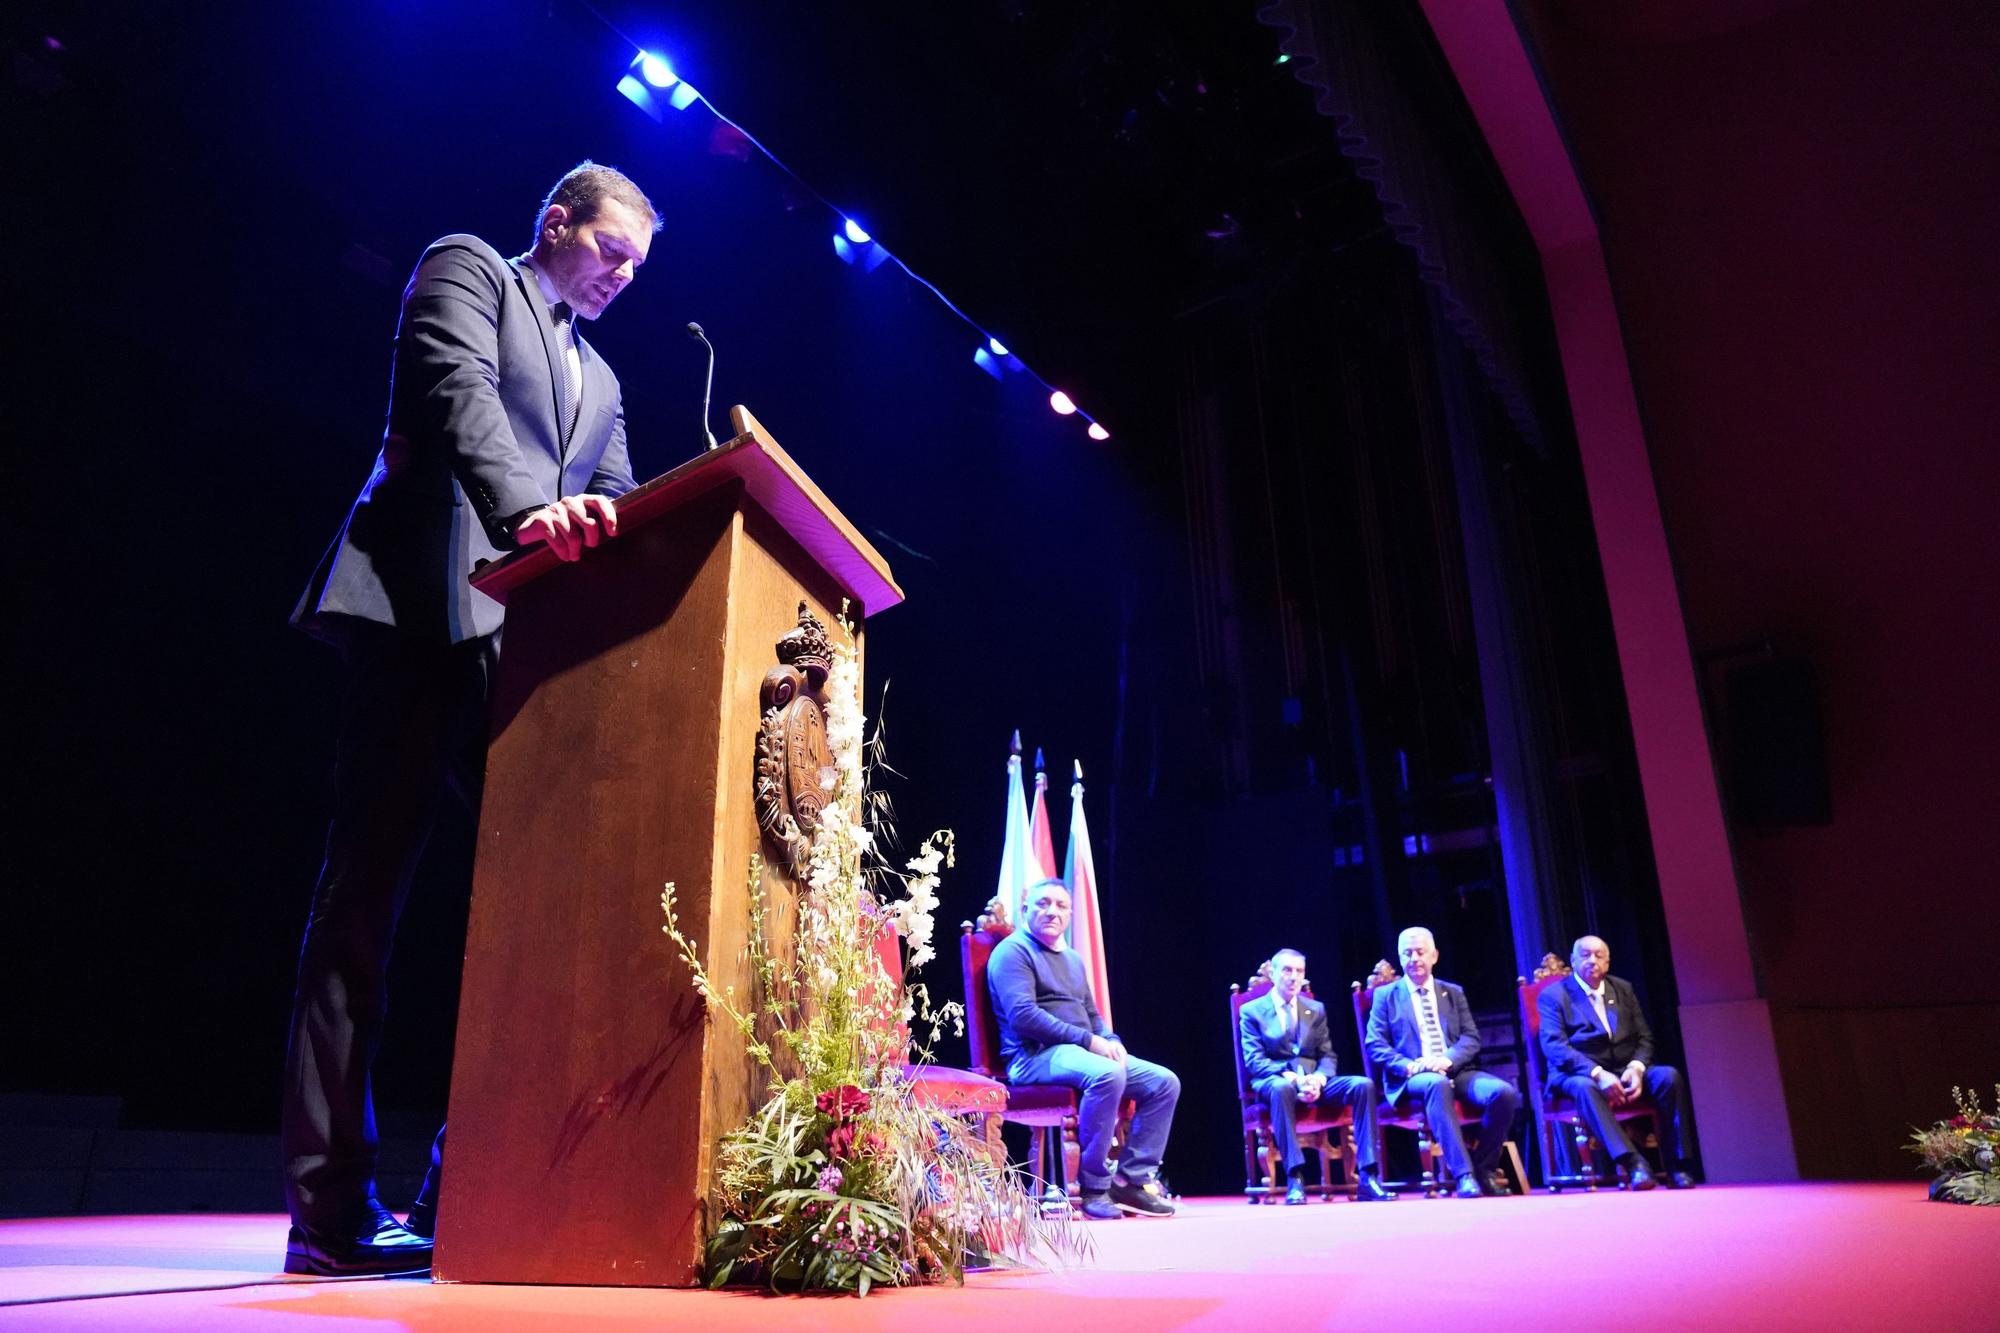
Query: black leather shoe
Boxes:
[
  {"xmin": 285, "ymin": 1204, "xmax": 434, "ymax": 1276},
  {"xmin": 1285, "ymin": 1179, "xmax": 1308, "ymax": 1205},
  {"xmin": 1453, "ymin": 1174, "xmax": 1483, "ymax": 1199},
  {"xmin": 1480, "ymin": 1170, "xmax": 1508, "ymax": 1197},
  {"xmin": 1623, "ymin": 1161, "xmax": 1657, "ymax": 1192},
  {"xmin": 404, "ymin": 1198, "xmax": 435, "ymax": 1240},
  {"xmin": 1664, "ymin": 1170, "xmax": 1698, "ymax": 1189},
  {"xmin": 1354, "ymin": 1173, "xmax": 1396, "ymax": 1202}
]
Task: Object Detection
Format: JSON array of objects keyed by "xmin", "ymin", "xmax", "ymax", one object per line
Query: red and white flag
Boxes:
[
  {"xmin": 1063, "ymin": 760, "xmax": 1114, "ymax": 1028},
  {"xmin": 1027, "ymin": 748, "xmax": 1061, "ymax": 885}
]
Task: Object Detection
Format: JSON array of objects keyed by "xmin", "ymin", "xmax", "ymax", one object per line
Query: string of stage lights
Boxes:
[{"xmin": 611, "ymin": 48, "xmax": 1114, "ymax": 443}]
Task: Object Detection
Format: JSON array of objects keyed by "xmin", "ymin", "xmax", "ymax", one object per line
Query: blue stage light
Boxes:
[
  {"xmin": 639, "ymin": 53, "xmax": 678, "ymax": 88},
  {"xmin": 616, "ymin": 75, "xmax": 664, "ymax": 123},
  {"xmin": 1087, "ymin": 422, "xmax": 1110, "ymax": 441},
  {"xmin": 1049, "ymin": 391, "xmax": 1077, "ymax": 416},
  {"xmin": 668, "ymin": 81, "xmax": 700, "ymax": 111},
  {"xmin": 987, "ymin": 336, "xmax": 1009, "ymax": 357},
  {"xmin": 843, "ymin": 219, "xmax": 872, "ymax": 244},
  {"xmin": 833, "ymin": 235, "xmax": 857, "ymax": 264},
  {"xmin": 973, "ymin": 348, "xmax": 1003, "ymax": 381}
]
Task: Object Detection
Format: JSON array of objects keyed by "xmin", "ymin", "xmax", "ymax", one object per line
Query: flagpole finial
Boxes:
[
  {"xmin": 1073, "ymin": 759, "xmax": 1084, "ymax": 780},
  {"xmin": 1010, "ymin": 729, "xmax": 1022, "ymax": 756},
  {"xmin": 1033, "ymin": 746, "xmax": 1045, "ymax": 772}
]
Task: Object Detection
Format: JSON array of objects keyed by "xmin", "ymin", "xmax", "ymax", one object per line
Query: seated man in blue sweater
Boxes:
[{"xmin": 987, "ymin": 878, "xmax": 1180, "ymax": 1219}]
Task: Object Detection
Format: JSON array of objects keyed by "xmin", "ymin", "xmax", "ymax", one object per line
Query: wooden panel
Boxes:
[
  {"xmin": 438, "ymin": 476, "xmax": 883, "ymax": 1288},
  {"xmin": 440, "ymin": 487, "xmax": 741, "ymax": 1287},
  {"xmin": 1770, "ymin": 1001, "xmax": 2000, "ymax": 1180}
]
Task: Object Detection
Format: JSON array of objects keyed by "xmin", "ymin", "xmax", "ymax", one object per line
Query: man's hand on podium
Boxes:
[{"xmin": 514, "ymin": 494, "xmax": 619, "ymax": 561}]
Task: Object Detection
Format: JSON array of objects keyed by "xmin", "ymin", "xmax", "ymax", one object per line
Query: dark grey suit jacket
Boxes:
[
  {"xmin": 294, "ymin": 234, "xmax": 637, "ymax": 643},
  {"xmin": 1239, "ymin": 991, "xmax": 1341, "ymax": 1090},
  {"xmin": 1363, "ymin": 977, "xmax": 1483, "ymax": 1104}
]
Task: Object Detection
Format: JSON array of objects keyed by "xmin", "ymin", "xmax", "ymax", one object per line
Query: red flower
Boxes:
[
  {"xmin": 816, "ymin": 1084, "xmax": 872, "ymax": 1121},
  {"xmin": 860, "ymin": 1131, "xmax": 887, "ymax": 1157},
  {"xmin": 826, "ymin": 1122, "xmax": 859, "ymax": 1160}
]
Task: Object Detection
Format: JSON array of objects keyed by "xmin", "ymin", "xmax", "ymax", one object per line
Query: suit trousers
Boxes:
[
  {"xmin": 1011, "ymin": 1045, "xmax": 1181, "ymax": 1193},
  {"xmin": 1253, "ymin": 1073, "xmax": 1381, "ymax": 1176},
  {"xmin": 1394, "ymin": 1069, "xmax": 1520, "ymax": 1182},
  {"xmin": 281, "ymin": 621, "xmax": 496, "ymax": 1230},
  {"xmin": 1554, "ymin": 1064, "xmax": 1694, "ymax": 1169}
]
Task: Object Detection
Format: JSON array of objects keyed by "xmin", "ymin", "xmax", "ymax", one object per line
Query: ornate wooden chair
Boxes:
[
  {"xmin": 1349, "ymin": 961, "xmax": 1484, "ymax": 1196},
  {"xmin": 865, "ymin": 906, "xmax": 1008, "ymax": 1145},
  {"xmin": 1518, "ymin": 955, "xmax": 1658, "ymax": 1190},
  {"xmin": 960, "ymin": 907, "xmax": 1131, "ymax": 1203},
  {"xmin": 1231, "ymin": 965, "xmax": 1357, "ymax": 1203}
]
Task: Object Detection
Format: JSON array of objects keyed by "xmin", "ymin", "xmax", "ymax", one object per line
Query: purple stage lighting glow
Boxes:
[
  {"xmin": 1049, "ymin": 391, "xmax": 1077, "ymax": 415},
  {"xmin": 1087, "ymin": 422, "xmax": 1110, "ymax": 441},
  {"xmin": 639, "ymin": 53, "xmax": 677, "ymax": 88},
  {"xmin": 842, "ymin": 219, "xmax": 872, "ymax": 245}
]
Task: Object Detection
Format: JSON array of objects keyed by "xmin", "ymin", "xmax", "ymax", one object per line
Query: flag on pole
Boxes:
[
  {"xmin": 996, "ymin": 731, "xmax": 1036, "ymax": 929},
  {"xmin": 1027, "ymin": 747, "xmax": 1061, "ymax": 885},
  {"xmin": 1063, "ymin": 760, "xmax": 1114, "ymax": 1028}
]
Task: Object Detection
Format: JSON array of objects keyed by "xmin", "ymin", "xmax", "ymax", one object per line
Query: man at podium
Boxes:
[{"xmin": 281, "ymin": 161, "xmax": 660, "ymax": 1276}]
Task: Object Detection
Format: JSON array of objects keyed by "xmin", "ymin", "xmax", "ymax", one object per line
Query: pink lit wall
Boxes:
[{"xmin": 1427, "ymin": 0, "xmax": 2000, "ymax": 1176}]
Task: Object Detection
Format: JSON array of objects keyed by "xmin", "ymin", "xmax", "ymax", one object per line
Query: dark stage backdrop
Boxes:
[
  {"xmin": 8, "ymin": 0, "xmax": 1662, "ymax": 1196},
  {"xmin": 4, "ymin": 1, "xmax": 1234, "ymax": 1181}
]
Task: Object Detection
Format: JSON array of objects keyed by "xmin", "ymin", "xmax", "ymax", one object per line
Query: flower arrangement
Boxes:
[
  {"xmin": 661, "ymin": 615, "xmax": 1080, "ymax": 1293},
  {"xmin": 1908, "ymin": 1085, "xmax": 2000, "ymax": 1205}
]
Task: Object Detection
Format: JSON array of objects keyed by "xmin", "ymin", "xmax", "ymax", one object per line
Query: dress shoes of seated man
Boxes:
[
  {"xmin": 1537, "ymin": 935, "xmax": 1698, "ymax": 1190},
  {"xmin": 1239, "ymin": 948, "xmax": 1394, "ymax": 1204},
  {"xmin": 1363, "ymin": 927, "xmax": 1522, "ymax": 1199}
]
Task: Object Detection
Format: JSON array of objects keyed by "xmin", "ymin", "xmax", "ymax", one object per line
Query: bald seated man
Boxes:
[{"xmin": 1536, "ymin": 935, "xmax": 1697, "ymax": 1190}]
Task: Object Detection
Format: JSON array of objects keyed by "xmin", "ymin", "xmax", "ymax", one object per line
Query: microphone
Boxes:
[{"xmin": 685, "ymin": 322, "xmax": 719, "ymax": 451}]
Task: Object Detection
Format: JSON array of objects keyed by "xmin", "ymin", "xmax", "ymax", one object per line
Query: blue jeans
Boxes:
[{"xmin": 1010, "ymin": 1044, "xmax": 1181, "ymax": 1193}]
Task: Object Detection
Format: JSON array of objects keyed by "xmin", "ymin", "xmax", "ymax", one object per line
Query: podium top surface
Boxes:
[{"xmin": 469, "ymin": 405, "xmax": 904, "ymax": 616}]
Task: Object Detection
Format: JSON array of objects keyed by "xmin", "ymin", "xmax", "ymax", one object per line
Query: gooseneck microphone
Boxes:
[{"xmin": 686, "ymin": 321, "xmax": 719, "ymax": 451}]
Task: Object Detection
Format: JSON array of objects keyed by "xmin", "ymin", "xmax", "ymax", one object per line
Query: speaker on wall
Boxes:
[{"xmin": 1722, "ymin": 656, "xmax": 1832, "ymax": 828}]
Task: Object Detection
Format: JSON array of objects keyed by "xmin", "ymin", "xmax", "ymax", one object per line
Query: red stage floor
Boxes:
[{"xmin": 3, "ymin": 1185, "xmax": 1995, "ymax": 1330}]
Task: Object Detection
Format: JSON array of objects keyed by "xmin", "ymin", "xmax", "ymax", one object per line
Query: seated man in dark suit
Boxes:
[
  {"xmin": 989, "ymin": 879, "xmax": 1180, "ymax": 1220},
  {"xmin": 1364, "ymin": 926, "xmax": 1521, "ymax": 1198},
  {"xmin": 1239, "ymin": 948, "xmax": 1394, "ymax": 1203},
  {"xmin": 1537, "ymin": 935, "xmax": 1697, "ymax": 1189}
]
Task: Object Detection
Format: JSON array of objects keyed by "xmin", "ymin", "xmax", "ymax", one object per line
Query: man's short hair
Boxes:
[
  {"xmin": 1027, "ymin": 877, "xmax": 1069, "ymax": 899},
  {"xmin": 533, "ymin": 161, "xmax": 662, "ymax": 246},
  {"xmin": 1397, "ymin": 926, "xmax": 1436, "ymax": 951},
  {"xmin": 1270, "ymin": 947, "xmax": 1305, "ymax": 969}
]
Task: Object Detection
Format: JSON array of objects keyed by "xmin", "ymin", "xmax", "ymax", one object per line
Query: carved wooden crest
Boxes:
[{"xmin": 755, "ymin": 603, "xmax": 837, "ymax": 876}]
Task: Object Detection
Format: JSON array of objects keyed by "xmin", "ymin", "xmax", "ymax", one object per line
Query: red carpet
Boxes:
[{"xmin": 3, "ymin": 1185, "xmax": 1995, "ymax": 1330}]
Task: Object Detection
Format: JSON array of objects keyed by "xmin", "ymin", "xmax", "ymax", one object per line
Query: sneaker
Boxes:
[
  {"xmin": 1109, "ymin": 1177, "xmax": 1175, "ymax": 1217},
  {"xmin": 1079, "ymin": 1191, "xmax": 1122, "ymax": 1220}
]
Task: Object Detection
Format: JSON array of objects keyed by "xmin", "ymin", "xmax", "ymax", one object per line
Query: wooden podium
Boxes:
[{"xmin": 434, "ymin": 407, "xmax": 901, "ymax": 1287}]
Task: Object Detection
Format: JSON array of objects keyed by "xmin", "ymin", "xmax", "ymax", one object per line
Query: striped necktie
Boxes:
[{"xmin": 1415, "ymin": 985, "xmax": 1447, "ymax": 1058}]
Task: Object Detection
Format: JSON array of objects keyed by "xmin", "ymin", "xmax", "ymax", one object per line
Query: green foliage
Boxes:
[
  {"xmin": 1907, "ymin": 1084, "xmax": 2000, "ymax": 1207},
  {"xmin": 662, "ymin": 616, "xmax": 1085, "ymax": 1291}
]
